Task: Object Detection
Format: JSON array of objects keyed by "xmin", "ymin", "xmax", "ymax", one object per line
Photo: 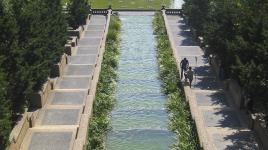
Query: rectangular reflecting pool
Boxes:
[{"xmin": 106, "ymin": 13, "xmax": 175, "ymax": 150}]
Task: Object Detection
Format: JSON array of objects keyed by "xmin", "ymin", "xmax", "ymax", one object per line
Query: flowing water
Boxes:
[
  {"xmin": 170, "ymin": 0, "xmax": 184, "ymax": 9},
  {"xmin": 106, "ymin": 13, "xmax": 175, "ymax": 150}
]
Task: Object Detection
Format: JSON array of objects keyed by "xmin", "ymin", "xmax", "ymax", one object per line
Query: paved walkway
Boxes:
[
  {"xmin": 19, "ymin": 15, "xmax": 108, "ymax": 150},
  {"xmin": 164, "ymin": 14, "xmax": 260, "ymax": 149}
]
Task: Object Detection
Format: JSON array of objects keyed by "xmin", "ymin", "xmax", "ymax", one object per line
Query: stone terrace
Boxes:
[
  {"xmin": 164, "ymin": 13, "xmax": 259, "ymax": 150},
  {"xmin": 18, "ymin": 15, "xmax": 109, "ymax": 150}
]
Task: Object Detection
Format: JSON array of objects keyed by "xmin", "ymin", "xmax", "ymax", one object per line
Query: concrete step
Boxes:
[
  {"xmin": 47, "ymin": 91, "xmax": 88, "ymax": 106},
  {"xmin": 35, "ymin": 107, "xmax": 83, "ymax": 126},
  {"xmin": 87, "ymin": 24, "xmax": 106, "ymax": 31},
  {"xmin": 68, "ymin": 55, "xmax": 98, "ymax": 65},
  {"xmin": 84, "ymin": 30, "xmax": 104, "ymax": 38},
  {"xmin": 56, "ymin": 77, "xmax": 91, "ymax": 90},
  {"xmin": 20, "ymin": 128, "xmax": 77, "ymax": 150},
  {"xmin": 64, "ymin": 65, "xmax": 95, "ymax": 77},
  {"xmin": 88, "ymin": 19, "xmax": 106, "ymax": 25},
  {"xmin": 76, "ymin": 46, "xmax": 100, "ymax": 55},
  {"xmin": 78, "ymin": 37, "xmax": 102, "ymax": 47}
]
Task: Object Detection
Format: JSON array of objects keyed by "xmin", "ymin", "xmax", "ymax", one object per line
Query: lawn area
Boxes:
[{"xmin": 89, "ymin": 0, "xmax": 171, "ymax": 9}]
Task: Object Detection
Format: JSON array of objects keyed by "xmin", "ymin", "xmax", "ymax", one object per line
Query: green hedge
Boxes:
[
  {"xmin": 87, "ymin": 15, "xmax": 121, "ymax": 150},
  {"xmin": 153, "ymin": 12, "xmax": 201, "ymax": 149}
]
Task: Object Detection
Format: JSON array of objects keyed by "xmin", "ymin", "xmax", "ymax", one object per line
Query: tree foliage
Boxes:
[
  {"xmin": 0, "ymin": 0, "xmax": 67, "ymax": 148},
  {"xmin": 68, "ymin": 0, "xmax": 90, "ymax": 29},
  {"xmin": 0, "ymin": 0, "xmax": 17, "ymax": 147},
  {"xmin": 183, "ymin": 0, "xmax": 268, "ymax": 123}
]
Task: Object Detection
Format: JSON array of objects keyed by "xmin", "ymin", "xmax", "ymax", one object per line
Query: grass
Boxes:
[
  {"xmin": 87, "ymin": 15, "xmax": 121, "ymax": 150},
  {"xmin": 153, "ymin": 12, "xmax": 201, "ymax": 149},
  {"xmin": 89, "ymin": 0, "xmax": 171, "ymax": 9}
]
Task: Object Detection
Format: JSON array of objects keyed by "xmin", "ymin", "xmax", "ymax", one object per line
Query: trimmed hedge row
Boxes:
[
  {"xmin": 153, "ymin": 12, "xmax": 201, "ymax": 149},
  {"xmin": 87, "ymin": 15, "xmax": 121, "ymax": 150}
]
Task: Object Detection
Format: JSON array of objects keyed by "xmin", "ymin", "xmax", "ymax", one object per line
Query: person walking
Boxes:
[
  {"xmin": 180, "ymin": 57, "xmax": 189, "ymax": 79},
  {"xmin": 185, "ymin": 67, "xmax": 194, "ymax": 88}
]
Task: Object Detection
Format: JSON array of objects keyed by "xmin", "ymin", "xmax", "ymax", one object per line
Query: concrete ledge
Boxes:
[
  {"xmin": 9, "ymin": 113, "xmax": 30, "ymax": 150},
  {"xmin": 29, "ymin": 79, "xmax": 55, "ymax": 108},
  {"xmin": 211, "ymin": 57, "xmax": 244, "ymax": 109},
  {"xmin": 51, "ymin": 54, "xmax": 68, "ymax": 78},
  {"xmin": 68, "ymin": 26, "xmax": 84, "ymax": 39},
  {"xmin": 65, "ymin": 44, "xmax": 73, "ymax": 55},
  {"xmin": 69, "ymin": 36, "xmax": 78, "ymax": 47}
]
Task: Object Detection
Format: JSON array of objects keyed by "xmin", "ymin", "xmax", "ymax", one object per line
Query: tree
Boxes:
[
  {"xmin": 14, "ymin": 0, "xmax": 67, "ymax": 99},
  {"xmin": 68, "ymin": 0, "xmax": 90, "ymax": 29},
  {"xmin": 0, "ymin": 0, "xmax": 16, "ymax": 147},
  {"xmin": 183, "ymin": 0, "xmax": 268, "ymax": 124}
]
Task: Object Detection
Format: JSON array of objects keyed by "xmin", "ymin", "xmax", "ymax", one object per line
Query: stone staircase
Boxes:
[{"xmin": 18, "ymin": 15, "xmax": 110, "ymax": 150}]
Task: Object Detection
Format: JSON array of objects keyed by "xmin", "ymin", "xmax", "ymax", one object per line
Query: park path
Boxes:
[
  {"xmin": 164, "ymin": 13, "xmax": 260, "ymax": 149},
  {"xmin": 18, "ymin": 15, "xmax": 109, "ymax": 150}
]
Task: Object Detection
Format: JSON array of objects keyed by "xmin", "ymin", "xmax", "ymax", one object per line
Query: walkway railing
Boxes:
[
  {"xmin": 165, "ymin": 9, "xmax": 182, "ymax": 16},
  {"xmin": 91, "ymin": 9, "xmax": 109, "ymax": 15}
]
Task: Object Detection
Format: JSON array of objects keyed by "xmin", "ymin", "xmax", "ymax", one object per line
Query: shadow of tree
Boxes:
[
  {"xmin": 204, "ymin": 109, "xmax": 241, "ymax": 127},
  {"xmin": 196, "ymin": 91, "xmax": 228, "ymax": 107},
  {"xmin": 193, "ymin": 76, "xmax": 222, "ymax": 90},
  {"xmin": 213, "ymin": 130, "xmax": 259, "ymax": 149}
]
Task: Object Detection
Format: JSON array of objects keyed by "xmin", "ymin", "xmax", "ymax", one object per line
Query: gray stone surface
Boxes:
[
  {"xmin": 195, "ymin": 92, "xmax": 228, "ymax": 107},
  {"xmin": 29, "ymin": 132, "xmax": 73, "ymax": 150},
  {"xmin": 84, "ymin": 30, "xmax": 104, "ymax": 38},
  {"xmin": 58, "ymin": 77, "xmax": 91, "ymax": 89},
  {"xmin": 77, "ymin": 46, "xmax": 99, "ymax": 55},
  {"xmin": 41, "ymin": 109, "xmax": 80, "ymax": 125},
  {"xmin": 194, "ymin": 66, "xmax": 214, "ymax": 77},
  {"xmin": 203, "ymin": 110, "xmax": 241, "ymax": 127},
  {"xmin": 180, "ymin": 55, "xmax": 208, "ymax": 66},
  {"xmin": 89, "ymin": 20, "xmax": 106, "ymax": 25},
  {"xmin": 87, "ymin": 25, "xmax": 105, "ymax": 31},
  {"xmin": 176, "ymin": 46, "xmax": 203, "ymax": 56},
  {"xmin": 172, "ymin": 35, "xmax": 196, "ymax": 46},
  {"xmin": 51, "ymin": 91, "xmax": 86, "ymax": 105},
  {"xmin": 91, "ymin": 15, "xmax": 106, "ymax": 19},
  {"xmin": 193, "ymin": 76, "xmax": 222, "ymax": 90},
  {"xmin": 65, "ymin": 65, "xmax": 94, "ymax": 76},
  {"xmin": 68, "ymin": 55, "xmax": 97, "ymax": 65},
  {"xmin": 213, "ymin": 132, "xmax": 258, "ymax": 150},
  {"xmin": 78, "ymin": 37, "xmax": 102, "ymax": 46}
]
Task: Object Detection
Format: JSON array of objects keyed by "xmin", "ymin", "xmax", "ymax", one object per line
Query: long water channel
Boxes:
[{"xmin": 106, "ymin": 12, "xmax": 175, "ymax": 150}]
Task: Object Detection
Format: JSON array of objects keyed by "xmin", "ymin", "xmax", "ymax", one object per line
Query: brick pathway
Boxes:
[
  {"xmin": 164, "ymin": 14, "xmax": 260, "ymax": 150},
  {"xmin": 19, "ymin": 15, "xmax": 109, "ymax": 150}
]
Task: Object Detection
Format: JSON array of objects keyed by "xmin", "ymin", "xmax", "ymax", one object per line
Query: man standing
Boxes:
[
  {"xmin": 185, "ymin": 67, "xmax": 194, "ymax": 88},
  {"xmin": 180, "ymin": 58, "xmax": 189, "ymax": 79}
]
